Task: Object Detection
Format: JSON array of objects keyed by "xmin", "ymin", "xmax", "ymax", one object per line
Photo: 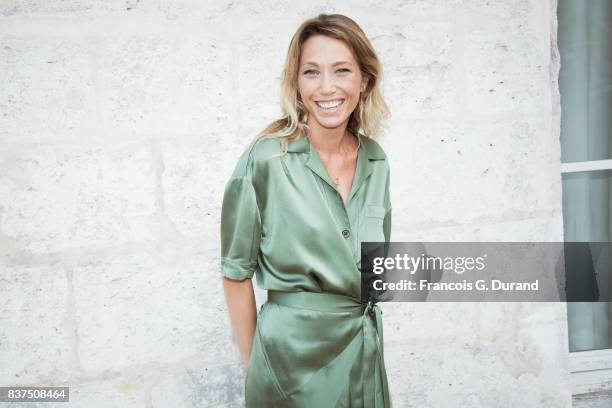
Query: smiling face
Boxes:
[{"xmin": 297, "ymin": 35, "xmax": 368, "ymax": 132}]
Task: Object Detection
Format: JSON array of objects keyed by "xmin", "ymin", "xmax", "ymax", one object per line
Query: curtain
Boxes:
[{"xmin": 559, "ymin": 0, "xmax": 612, "ymax": 352}]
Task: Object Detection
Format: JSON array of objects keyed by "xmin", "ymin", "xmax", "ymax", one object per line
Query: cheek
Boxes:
[
  {"xmin": 298, "ymin": 80, "xmax": 315, "ymax": 99},
  {"xmin": 339, "ymin": 75, "xmax": 361, "ymax": 89},
  {"xmin": 340, "ymin": 84, "xmax": 362, "ymax": 103}
]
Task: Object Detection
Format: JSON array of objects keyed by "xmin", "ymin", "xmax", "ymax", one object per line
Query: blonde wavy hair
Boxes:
[{"xmin": 242, "ymin": 13, "xmax": 390, "ymax": 157}]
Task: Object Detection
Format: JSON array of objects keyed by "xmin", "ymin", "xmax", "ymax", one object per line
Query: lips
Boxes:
[{"xmin": 315, "ymin": 99, "xmax": 345, "ymax": 111}]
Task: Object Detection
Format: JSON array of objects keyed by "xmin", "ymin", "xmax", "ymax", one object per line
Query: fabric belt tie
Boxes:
[{"xmin": 267, "ymin": 290, "xmax": 391, "ymax": 408}]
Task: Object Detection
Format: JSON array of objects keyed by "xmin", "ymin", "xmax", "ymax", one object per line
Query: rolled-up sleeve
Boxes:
[{"xmin": 220, "ymin": 173, "xmax": 262, "ymax": 281}]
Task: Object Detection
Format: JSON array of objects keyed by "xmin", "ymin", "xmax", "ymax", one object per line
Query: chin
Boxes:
[
  {"xmin": 317, "ymin": 120, "xmax": 348, "ymax": 130},
  {"xmin": 312, "ymin": 114, "xmax": 350, "ymax": 129}
]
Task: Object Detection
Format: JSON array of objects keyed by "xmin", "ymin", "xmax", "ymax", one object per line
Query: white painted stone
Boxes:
[
  {"xmin": 234, "ymin": 29, "xmax": 292, "ymax": 127},
  {"xmin": 67, "ymin": 376, "xmax": 146, "ymax": 408},
  {"xmin": 0, "ymin": 0, "xmax": 125, "ymax": 15},
  {"xmin": 385, "ymin": 336, "xmax": 569, "ymax": 407},
  {"xmin": 370, "ymin": 22, "xmax": 455, "ymax": 118},
  {"xmin": 161, "ymin": 136, "xmax": 239, "ymax": 239},
  {"xmin": 465, "ymin": 19, "xmax": 550, "ymax": 115},
  {"xmin": 95, "ymin": 33, "xmax": 239, "ymax": 138},
  {"xmin": 386, "ymin": 118, "xmax": 559, "ymax": 229},
  {"xmin": 0, "ymin": 142, "xmax": 157, "ymax": 254},
  {"xmin": 384, "ymin": 302, "xmax": 478, "ymax": 344},
  {"xmin": 0, "ymin": 38, "xmax": 97, "ymax": 143},
  {"xmin": 0, "ymin": 265, "xmax": 72, "ymax": 385},
  {"xmin": 151, "ymin": 362, "xmax": 246, "ymax": 407},
  {"xmin": 352, "ymin": 0, "xmax": 536, "ymax": 19},
  {"xmin": 72, "ymin": 246, "xmax": 232, "ymax": 373}
]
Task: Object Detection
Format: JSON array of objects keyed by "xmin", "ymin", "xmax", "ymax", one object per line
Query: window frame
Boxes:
[
  {"xmin": 569, "ymin": 349, "xmax": 612, "ymax": 395},
  {"xmin": 562, "ymin": 161, "xmax": 612, "ymax": 395}
]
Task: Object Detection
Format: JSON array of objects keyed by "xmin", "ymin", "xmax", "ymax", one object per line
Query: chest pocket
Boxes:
[{"xmin": 361, "ymin": 204, "xmax": 386, "ymax": 243}]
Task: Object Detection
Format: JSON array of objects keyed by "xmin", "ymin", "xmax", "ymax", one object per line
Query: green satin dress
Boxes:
[{"xmin": 220, "ymin": 131, "xmax": 393, "ymax": 408}]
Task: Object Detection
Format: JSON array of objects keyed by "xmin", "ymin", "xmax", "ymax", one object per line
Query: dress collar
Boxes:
[
  {"xmin": 286, "ymin": 131, "xmax": 386, "ymax": 206},
  {"xmin": 286, "ymin": 131, "xmax": 386, "ymax": 160}
]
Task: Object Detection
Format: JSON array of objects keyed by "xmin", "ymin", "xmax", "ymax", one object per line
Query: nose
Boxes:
[{"xmin": 320, "ymin": 71, "xmax": 336, "ymax": 94}]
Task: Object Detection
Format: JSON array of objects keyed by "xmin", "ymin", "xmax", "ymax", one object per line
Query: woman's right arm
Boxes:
[
  {"xmin": 222, "ymin": 276, "xmax": 257, "ymax": 376},
  {"xmin": 220, "ymin": 150, "xmax": 262, "ymax": 376}
]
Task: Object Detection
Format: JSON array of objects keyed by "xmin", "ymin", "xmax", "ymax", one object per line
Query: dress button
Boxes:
[{"xmin": 342, "ymin": 229, "xmax": 350, "ymax": 238}]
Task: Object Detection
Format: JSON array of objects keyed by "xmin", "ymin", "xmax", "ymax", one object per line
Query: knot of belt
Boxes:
[{"xmin": 267, "ymin": 290, "xmax": 391, "ymax": 408}]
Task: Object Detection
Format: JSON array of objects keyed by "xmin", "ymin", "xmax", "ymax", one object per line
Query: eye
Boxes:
[
  {"xmin": 338, "ymin": 68, "xmax": 351, "ymax": 73},
  {"xmin": 303, "ymin": 69, "xmax": 318, "ymax": 75}
]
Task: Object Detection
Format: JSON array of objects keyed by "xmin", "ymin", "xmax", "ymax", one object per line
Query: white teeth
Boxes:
[{"xmin": 316, "ymin": 99, "xmax": 344, "ymax": 110}]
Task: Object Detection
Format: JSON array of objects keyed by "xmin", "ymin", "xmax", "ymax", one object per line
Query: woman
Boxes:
[{"xmin": 220, "ymin": 13, "xmax": 393, "ymax": 408}]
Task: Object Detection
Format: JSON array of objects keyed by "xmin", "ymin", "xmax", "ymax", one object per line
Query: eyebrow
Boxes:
[{"xmin": 301, "ymin": 61, "xmax": 352, "ymax": 68}]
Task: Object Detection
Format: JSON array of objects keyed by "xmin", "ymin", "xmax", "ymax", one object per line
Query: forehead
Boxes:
[{"xmin": 300, "ymin": 35, "xmax": 357, "ymax": 66}]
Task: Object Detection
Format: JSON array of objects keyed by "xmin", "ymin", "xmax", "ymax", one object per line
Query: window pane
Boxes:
[
  {"xmin": 563, "ymin": 169, "xmax": 612, "ymax": 352},
  {"xmin": 558, "ymin": 0, "xmax": 612, "ymax": 163}
]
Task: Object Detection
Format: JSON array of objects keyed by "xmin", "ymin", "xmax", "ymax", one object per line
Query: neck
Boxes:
[{"xmin": 306, "ymin": 121, "xmax": 356, "ymax": 156}]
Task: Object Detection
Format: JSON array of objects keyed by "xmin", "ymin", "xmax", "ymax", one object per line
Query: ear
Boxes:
[{"xmin": 361, "ymin": 76, "xmax": 369, "ymax": 93}]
